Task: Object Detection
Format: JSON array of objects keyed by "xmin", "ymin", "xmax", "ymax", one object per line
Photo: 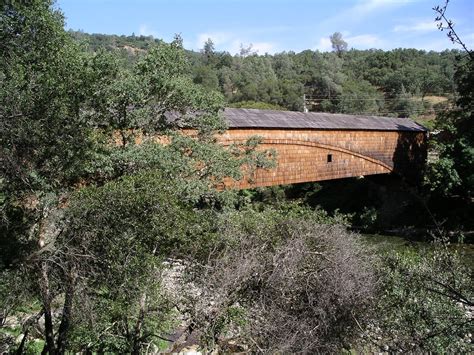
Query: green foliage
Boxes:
[
  {"xmin": 425, "ymin": 58, "xmax": 473, "ymax": 197},
  {"xmin": 228, "ymin": 100, "xmax": 286, "ymax": 110},
  {"xmin": 69, "ymin": 30, "xmax": 161, "ymax": 52},
  {"xmin": 0, "ymin": 269, "xmax": 31, "ymax": 322},
  {"xmin": 1, "ymin": 2, "xmax": 471, "ymax": 353},
  {"xmin": 359, "ymin": 206, "xmax": 379, "ymax": 231},
  {"xmin": 376, "ymin": 244, "xmax": 473, "ymax": 352},
  {"xmin": 25, "ymin": 339, "xmax": 45, "ymax": 355},
  {"xmin": 69, "ymin": 31, "xmax": 460, "ymax": 117},
  {"xmin": 337, "ymin": 79, "xmax": 383, "ymax": 114},
  {"xmin": 1, "ymin": 0, "xmax": 110, "ymax": 283},
  {"xmin": 193, "ymin": 64, "xmax": 220, "ymax": 91},
  {"xmin": 0, "ymin": 1, "xmax": 265, "ymax": 352},
  {"xmin": 425, "ymin": 156, "xmax": 461, "ymax": 195},
  {"xmin": 67, "ymin": 170, "xmax": 195, "ymax": 256},
  {"xmin": 392, "ymin": 84, "xmax": 424, "ymax": 117},
  {"xmin": 1, "ymin": 0, "xmax": 97, "ymax": 193},
  {"xmin": 330, "ymin": 32, "xmax": 348, "ymax": 56},
  {"xmin": 53, "ymin": 170, "xmax": 207, "ymax": 352}
]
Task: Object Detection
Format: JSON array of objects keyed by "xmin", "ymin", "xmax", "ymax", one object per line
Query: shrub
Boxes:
[
  {"xmin": 184, "ymin": 208, "xmax": 376, "ymax": 353},
  {"xmin": 375, "ymin": 243, "xmax": 473, "ymax": 353}
]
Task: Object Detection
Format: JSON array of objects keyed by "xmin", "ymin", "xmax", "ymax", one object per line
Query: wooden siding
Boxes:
[{"xmin": 218, "ymin": 128, "xmax": 426, "ymax": 189}]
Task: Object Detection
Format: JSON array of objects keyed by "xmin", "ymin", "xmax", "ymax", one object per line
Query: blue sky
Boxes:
[{"xmin": 58, "ymin": 0, "xmax": 474, "ymax": 54}]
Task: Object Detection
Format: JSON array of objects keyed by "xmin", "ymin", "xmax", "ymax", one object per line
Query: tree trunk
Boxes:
[
  {"xmin": 39, "ymin": 262, "xmax": 56, "ymax": 355},
  {"xmin": 56, "ymin": 268, "xmax": 77, "ymax": 354},
  {"xmin": 16, "ymin": 310, "xmax": 44, "ymax": 355},
  {"xmin": 16, "ymin": 329, "xmax": 29, "ymax": 355},
  {"xmin": 131, "ymin": 293, "xmax": 147, "ymax": 355}
]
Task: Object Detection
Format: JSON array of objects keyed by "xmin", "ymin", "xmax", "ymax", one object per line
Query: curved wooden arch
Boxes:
[{"xmin": 220, "ymin": 138, "xmax": 393, "ymax": 172}]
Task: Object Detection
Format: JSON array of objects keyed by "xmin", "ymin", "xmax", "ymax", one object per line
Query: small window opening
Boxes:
[{"xmin": 327, "ymin": 154, "xmax": 332, "ymax": 163}]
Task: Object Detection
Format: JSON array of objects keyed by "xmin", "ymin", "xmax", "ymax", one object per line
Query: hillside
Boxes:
[{"xmin": 70, "ymin": 30, "xmax": 460, "ymax": 125}]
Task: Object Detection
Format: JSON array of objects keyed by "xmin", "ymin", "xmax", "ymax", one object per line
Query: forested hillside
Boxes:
[{"xmin": 70, "ymin": 30, "xmax": 460, "ymax": 124}]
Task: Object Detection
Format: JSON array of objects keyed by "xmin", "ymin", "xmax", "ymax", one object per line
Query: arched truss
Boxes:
[{"xmin": 221, "ymin": 138, "xmax": 393, "ymax": 172}]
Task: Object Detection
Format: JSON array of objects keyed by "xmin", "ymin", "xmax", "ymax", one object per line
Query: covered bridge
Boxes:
[{"xmin": 218, "ymin": 108, "xmax": 427, "ymax": 189}]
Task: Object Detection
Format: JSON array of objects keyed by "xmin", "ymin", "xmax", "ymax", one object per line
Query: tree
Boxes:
[
  {"xmin": 193, "ymin": 65, "xmax": 220, "ymax": 91},
  {"xmin": 1, "ymin": 0, "xmax": 98, "ymax": 265},
  {"xmin": 337, "ymin": 79, "xmax": 382, "ymax": 115},
  {"xmin": 330, "ymin": 32, "xmax": 348, "ymax": 56},
  {"xmin": 1, "ymin": 1, "xmax": 111, "ymax": 351},
  {"xmin": 426, "ymin": 59, "xmax": 473, "ymax": 197},
  {"xmin": 54, "ymin": 171, "xmax": 200, "ymax": 352},
  {"xmin": 230, "ymin": 55, "xmax": 281, "ymax": 104},
  {"xmin": 1, "ymin": 1, "xmax": 273, "ymax": 352},
  {"xmin": 426, "ymin": 1, "xmax": 474, "ymax": 197},
  {"xmin": 202, "ymin": 38, "xmax": 215, "ymax": 63},
  {"xmin": 239, "ymin": 43, "xmax": 254, "ymax": 57},
  {"xmin": 392, "ymin": 84, "xmax": 423, "ymax": 118}
]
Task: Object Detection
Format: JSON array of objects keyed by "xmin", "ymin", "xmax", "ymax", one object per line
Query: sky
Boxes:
[{"xmin": 57, "ymin": 0, "xmax": 474, "ymax": 54}]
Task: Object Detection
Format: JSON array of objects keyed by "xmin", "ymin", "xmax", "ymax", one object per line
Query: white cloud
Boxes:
[
  {"xmin": 138, "ymin": 24, "xmax": 159, "ymax": 38},
  {"xmin": 351, "ymin": 0, "xmax": 399, "ymax": 15},
  {"xmin": 416, "ymin": 38, "xmax": 456, "ymax": 51},
  {"xmin": 315, "ymin": 33, "xmax": 383, "ymax": 51},
  {"xmin": 321, "ymin": 0, "xmax": 412, "ymax": 28},
  {"xmin": 196, "ymin": 31, "xmax": 233, "ymax": 48},
  {"xmin": 337, "ymin": 0, "xmax": 392, "ymax": 20},
  {"xmin": 346, "ymin": 34, "xmax": 382, "ymax": 48},
  {"xmin": 315, "ymin": 37, "xmax": 332, "ymax": 51},
  {"xmin": 252, "ymin": 42, "xmax": 276, "ymax": 54},
  {"xmin": 360, "ymin": 0, "xmax": 413, "ymax": 10},
  {"xmin": 393, "ymin": 20, "xmax": 437, "ymax": 33},
  {"xmin": 311, "ymin": 0, "xmax": 411, "ymax": 51},
  {"xmin": 416, "ymin": 32, "xmax": 474, "ymax": 51},
  {"xmin": 195, "ymin": 32, "xmax": 277, "ymax": 54}
]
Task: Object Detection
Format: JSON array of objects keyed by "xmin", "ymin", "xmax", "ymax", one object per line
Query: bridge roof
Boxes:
[{"xmin": 224, "ymin": 108, "xmax": 427, "ymax": 132}]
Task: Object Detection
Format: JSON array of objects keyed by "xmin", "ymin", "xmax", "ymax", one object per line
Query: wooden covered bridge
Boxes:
[{"xmin": 217, "ymin": 108, "xmax": 427, "ymax": 189}]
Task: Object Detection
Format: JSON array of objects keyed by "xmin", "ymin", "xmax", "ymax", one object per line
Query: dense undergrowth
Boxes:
[{"xmin": 2, "ymin": 193, "xmax": 472, "ymax": 353}]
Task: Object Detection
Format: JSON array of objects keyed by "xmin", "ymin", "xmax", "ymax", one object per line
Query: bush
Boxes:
[
  {"xmin": 184, "ymin": 207, "xmax": 376, "ymax": 353},
  {"xmin": 375, "ymin": 243, "xmax": 473, "ymax": 353},
  {"xmin": 21, "ymin": 170, "xmax": 201, "ymax": 353}
]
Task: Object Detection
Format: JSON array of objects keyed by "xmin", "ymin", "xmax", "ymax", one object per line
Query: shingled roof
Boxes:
[{"xmin": 224, "ymin": 108, "xmax": 427, "ymax": 132}]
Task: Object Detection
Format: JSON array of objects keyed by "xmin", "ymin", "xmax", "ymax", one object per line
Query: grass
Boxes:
[
  {"xmin": 423, "ymin": 95, "xmax": 449, "ymax": 104},
  {"xmin": 26, "ymin": 339, "xmax": 45, "ymax": 355}
]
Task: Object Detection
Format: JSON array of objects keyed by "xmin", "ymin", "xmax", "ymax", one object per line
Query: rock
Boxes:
[
  {"xmin": 178, "ymin": 344, "xmax": 202, "ymax": 355},
  {"xmin": 3, "ymin": 315, "xmax": 20, "ymax": 328},
  {"xmin": 15, "ymin": 334, "xmax": 24, "ymax": 345}
]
